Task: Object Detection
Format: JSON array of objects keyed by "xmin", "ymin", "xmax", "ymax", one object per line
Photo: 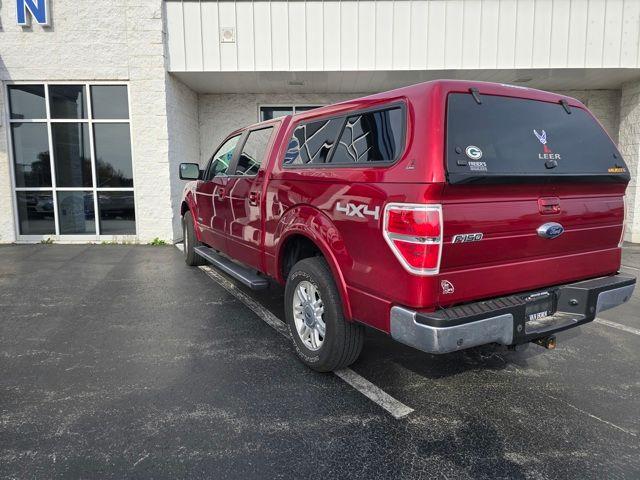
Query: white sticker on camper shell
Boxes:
[
  {"xmin": 468, "ymin": 161, "xmax": 487, "ymax": 172},
  {"xmin": 465, "ymin": 145, "xmax": 483, "ymax": 160}
]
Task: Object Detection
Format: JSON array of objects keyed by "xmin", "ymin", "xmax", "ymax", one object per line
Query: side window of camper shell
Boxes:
[{"xmin": 283, "ymin": 106, "xmax": 404, "ymax": 167}]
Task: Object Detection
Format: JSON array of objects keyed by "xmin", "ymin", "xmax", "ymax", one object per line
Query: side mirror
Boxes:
[{"xmin": 179, "ymin": 163, "xmax": 201, "ymax": 180}]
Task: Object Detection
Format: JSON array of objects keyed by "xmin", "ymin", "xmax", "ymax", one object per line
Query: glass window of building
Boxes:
[
  {"xmin": 259, "ymin": 105, "xmax": 322, "ymax": 121},
  {"xmin": 8, "ymin": 83, "xmax": 135, "ymax": 238}
]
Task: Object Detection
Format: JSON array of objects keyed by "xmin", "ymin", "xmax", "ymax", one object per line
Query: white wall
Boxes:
[
  {"xmin": 619, "ymin": 81, "xmax": 640, "ymax": 243},
  {"xmin": 0, "ymin": 0, "xmax": 200, "ymax": 243},
  {"xmin": 166, "ymin": 75, "xmax": 200, "ymax": 237},
  {"xmin": 0, "ymin": 90, "xmax": 14, "ymax": 243},
  {"xmin": 167, "ymin": 0, "xmax": 640, "ymax": 73},
  {"xmin": 0, "ymin": 0, "xmax": 128, "ymax": 242}
]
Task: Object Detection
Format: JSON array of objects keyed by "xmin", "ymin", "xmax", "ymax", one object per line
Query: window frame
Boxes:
[
  {"xmin": 4, "ymin": 81, "xmax": 136, "ymax": 241},
  {"xmin": 281, "ymin": 101, "xmax": 407, "ymax": 170}
]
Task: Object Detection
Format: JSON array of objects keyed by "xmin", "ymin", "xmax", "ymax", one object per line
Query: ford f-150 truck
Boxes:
[{"xmin": 179, "ymin": 80, "xmax": 636, "ymax": 372}]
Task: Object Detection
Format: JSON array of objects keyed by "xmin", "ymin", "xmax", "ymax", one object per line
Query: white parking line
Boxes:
[
  {"xmin": 198, "ymin": 265, "xmax": 290, "ymax": 337},
  {"xmin": 334, "ymin": 369, "xmax": 414, "ymax": 419},
  {"xmin": 542, "ymin": 393, "xmax": 637, "ymax": 437},
  {"xmin": 175, "ymin": 243, "xmax": 414, "ymax": 419},
  {"xmin": 595, "ymin": 318, "xmax": 640, "ymax": 336},
  {"xmin": 621, "ymin": 264, "xmax": 639, "ymax": 272}
]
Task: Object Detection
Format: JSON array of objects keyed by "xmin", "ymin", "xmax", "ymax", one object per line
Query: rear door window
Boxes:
[
  {"xmin": 235, "ymin": 127, "xmax": 274, "ymax": 176},
  {"xmin": 446, "ymin": 93, "xmax": 628, "ymax": 184}
]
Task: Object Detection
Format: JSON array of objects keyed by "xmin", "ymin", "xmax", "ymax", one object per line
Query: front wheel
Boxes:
[
  {"xmin": 182, "ymin": 211, "xmax": 205, "ymax": 266},
  {"xmin": 284, "ymin": 257, "xmax": 364, "ymax": 372}
]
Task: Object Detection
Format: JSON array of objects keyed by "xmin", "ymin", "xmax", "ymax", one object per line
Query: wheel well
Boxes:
[{"xmin": 281, "ymin": 235, "xmax": 323, "ymax": 280}]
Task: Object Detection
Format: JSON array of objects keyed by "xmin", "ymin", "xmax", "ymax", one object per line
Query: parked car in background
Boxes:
[{"xmin": 179, "ymin": 80, "xmax": 636, "ymax": 372}]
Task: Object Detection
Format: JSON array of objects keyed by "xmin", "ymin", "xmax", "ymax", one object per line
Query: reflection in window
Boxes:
[
  {"xmin": 94, "ymin": 123, "xmax": 133, "ymax": 187},
  {"xmin": 49, "ymin": 85, "xmax": 86, "ymax": 119},
  {"xmin": 8, "ymin": 85, "xmax": 46, "ymax": 119},
  {"xmin": 236, "ymin": 127, "xmax": 273, "ymax": 175},
  {"xmin": 284, "ymin": 118, "xmax": 344, "ymax": 165},
  {"xmin": 11, "ymin": 123, "xmax": 51, "ymax": 187},
  {"xmin": 260, "ymin": 105, "xmax": 322, "ymax": 121},
  {"xmin": 90, "ymin": 85, "xmax": 129, "ymax": 119},
  {"xmin": 57, "ymin": 191, "xmax": 95, "ymax": 234},
  {"xmin": 16, "ymin": 192, "xmax": 55, "ymax": 235},
  {"xmin": 52, "ymin": 123, "xmax": 92, "ymax": 187},
  {"xmin": 98, "ymin": 192, "xmax": 136, "ymax": 234},
  {"xmin": 332, "ymin": 108, "xmax": 403, "ymax": 164},
  {"xmin": 207, "ymin": 135, "xmax": 240, "ymax": 179}
]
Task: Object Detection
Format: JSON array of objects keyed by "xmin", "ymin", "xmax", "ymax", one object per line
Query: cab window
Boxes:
[
  {"xmin": 205, "ymin": 135, "xmax": 240, "ymax": 180},
  {"xmin": 235, "ymin": 127, "xmax": 274, "ymax": 176}
]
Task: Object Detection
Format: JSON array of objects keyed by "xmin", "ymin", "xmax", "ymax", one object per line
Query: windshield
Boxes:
[{"xmin": 446, "ymin": 93, "xmax": 629, "ymax": 184}]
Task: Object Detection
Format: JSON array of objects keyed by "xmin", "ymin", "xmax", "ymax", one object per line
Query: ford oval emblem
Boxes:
[{"xmin": 537, "ymin": 222, "xmax": 565, "ymax": 239}]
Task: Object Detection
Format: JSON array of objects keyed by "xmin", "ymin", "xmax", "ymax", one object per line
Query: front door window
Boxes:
[{"xmin": 206, "ymin": 135, "xmax": 240, "ymax": 180}]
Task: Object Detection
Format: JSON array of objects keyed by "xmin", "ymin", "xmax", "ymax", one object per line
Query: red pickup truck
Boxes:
[{"xmin": 179, "ymin": 80, "xmax": 636, "ymax": 372}]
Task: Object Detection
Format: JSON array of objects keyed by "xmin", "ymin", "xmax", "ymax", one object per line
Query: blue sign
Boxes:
[{"xmin": 16, "ymin": 0, "xmax": 49, "ymax": 26}]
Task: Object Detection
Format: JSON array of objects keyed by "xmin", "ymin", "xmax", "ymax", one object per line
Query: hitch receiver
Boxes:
[{"xmin": 534, "ymin": 335, "xmax": 557, "ymax": 350}]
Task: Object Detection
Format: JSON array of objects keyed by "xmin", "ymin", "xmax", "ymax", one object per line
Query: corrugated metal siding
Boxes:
[{"xmin": 165, "ymin": 0, "xmax": 640, "ymax": 72}]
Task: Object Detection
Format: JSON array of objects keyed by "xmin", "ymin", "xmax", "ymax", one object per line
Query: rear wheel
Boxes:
[
  {"xmin": 284, "ymin": 257, "xmax": 364, "ymax": 372},
  {"xmin": 182, "ymin": 211, "xmax": 205, "ymax": 266}
]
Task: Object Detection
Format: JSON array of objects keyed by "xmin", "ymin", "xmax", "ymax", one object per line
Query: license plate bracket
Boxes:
[{"xmin": 523, "ymin": 291, "xmax": 557, "ymax": 322}]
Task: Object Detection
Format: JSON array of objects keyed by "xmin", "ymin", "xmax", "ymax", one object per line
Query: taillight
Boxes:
[{"xmin": 383, "ymin": 203, "xmax": 443, "ymax": 275}]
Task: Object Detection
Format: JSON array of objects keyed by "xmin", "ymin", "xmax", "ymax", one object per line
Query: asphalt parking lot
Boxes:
[{"xmin": 1, "ymin": 244, "xmax": 639, "ymax": 479}]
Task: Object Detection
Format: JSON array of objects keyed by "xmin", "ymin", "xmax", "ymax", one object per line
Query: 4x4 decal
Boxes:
[{"xmin": 335, "ymin": 202, "xmax": 380, "ymax": 220}]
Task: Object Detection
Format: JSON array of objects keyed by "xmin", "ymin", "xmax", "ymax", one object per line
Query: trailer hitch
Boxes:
[{"xmin": 533, "ymin": 335, "xmax": 557, "ymax": 350}]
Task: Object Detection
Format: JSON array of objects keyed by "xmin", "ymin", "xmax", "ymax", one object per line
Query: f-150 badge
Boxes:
[
  {"xmin": 335, "ymin": 202, "xmax": 380, "ymax": 220},
  {"xmin": 452, "ymin": 233, "xmax": 483, "ymax": 243}
]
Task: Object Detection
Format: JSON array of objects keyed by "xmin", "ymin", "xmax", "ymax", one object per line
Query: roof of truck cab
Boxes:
[
  {"xmin": 290, "ymin": 79, "xmax": 586, "ymax": 122},
  {"xmin": 227, "ymin": 116, "xmax": 287, "ymax": 138}
]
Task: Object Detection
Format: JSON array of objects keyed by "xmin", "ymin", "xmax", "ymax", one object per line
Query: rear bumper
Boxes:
[{"xmin": 390, "ymin": 273, "xmax": 636, "ymax": 354}]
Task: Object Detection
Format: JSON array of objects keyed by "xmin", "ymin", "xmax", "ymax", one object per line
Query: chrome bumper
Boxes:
[
  {"xmin": 390, "ymin": 274, "xmax": 635, "ymax": 355},
  {"xmin": 391, "ymin": 308, "xmax": 514, "ymax": 353},
  {"xmin": 596, "ymin": 283, "xmax": 636, "ymax": 314}
]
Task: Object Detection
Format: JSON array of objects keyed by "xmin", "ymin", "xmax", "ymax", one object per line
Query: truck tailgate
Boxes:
[{"xmin": 437, "ymin": 183, "xmax": 625, "ymax": 306}]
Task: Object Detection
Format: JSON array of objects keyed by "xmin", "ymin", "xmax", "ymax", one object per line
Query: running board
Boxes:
[{"xmin": 194, "ymin": 246, "xmax": 269, "ymax": 290}]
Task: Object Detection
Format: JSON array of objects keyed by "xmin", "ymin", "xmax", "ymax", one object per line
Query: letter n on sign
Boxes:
[{"xmin": 17, "ymin": 0, "xmax": 50, "ymax": 26}]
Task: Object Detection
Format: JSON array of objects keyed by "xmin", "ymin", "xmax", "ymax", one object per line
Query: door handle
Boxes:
[
  {"xmin": 216, "ymin": 187, "xmax": 225, "ymax": 200},
  {"xmin": 538, "ymin": 197, "xmax": 560, "ymax": 215},
  {"xmin": 248, "ymin": 191, "xmax": 259, "ymax": 206}
]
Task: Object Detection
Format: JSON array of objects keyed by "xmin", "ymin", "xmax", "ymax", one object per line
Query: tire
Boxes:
[
  {"xmin": 182, "ymin": 211, "xmax": 205, "ymax": 266},
  {"xmin": 284, "ymin": 257, "xmax": 364, "ymax": 372}
]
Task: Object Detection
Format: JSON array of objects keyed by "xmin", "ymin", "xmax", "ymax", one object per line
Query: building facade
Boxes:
[{"xmin": 1, "ymin": 0, "xmax": 640, "ymax": 244}]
